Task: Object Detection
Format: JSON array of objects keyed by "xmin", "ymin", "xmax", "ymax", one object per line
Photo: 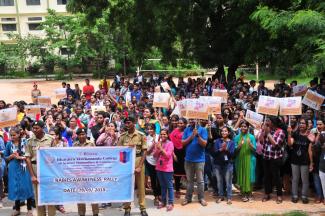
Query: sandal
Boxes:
[
  {"xmin": 262, "ymin": 195, "xmax": 271, "ymax": 202},
  {"xmin": 242, "ymin": 196, "xmax": 249, "ymax": 202},
  {"xmin": 276, "ymin": 197, "xmax": 283, "ymax": 204},
  {"xmin": 157, "ymin": 202, "xmax": 166, "ymax": 209},
  {"xmin": 166, "ymin": 204, "xmax": 174, "ymax": 211},
  {"xmin": 227, "ymin": 199, "xmax": 232, "ymax": 205}
]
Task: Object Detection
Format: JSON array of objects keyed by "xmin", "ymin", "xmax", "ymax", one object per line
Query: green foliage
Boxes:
[{"xmin": 54, "ymin": 70, "xmax": 65, "ymax": 80}]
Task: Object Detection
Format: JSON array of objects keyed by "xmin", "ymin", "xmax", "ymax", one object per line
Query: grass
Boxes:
[{"xmin": 259, "ymin": 211, "xmax": 308, "ymax": 216}]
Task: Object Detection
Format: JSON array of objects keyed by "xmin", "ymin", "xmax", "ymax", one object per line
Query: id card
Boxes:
[
  {"xmin": 224, "ymin": 155, "xmax": 228, "ymax": 161},
  {"xmin": 267, "ymin": 145, "xmax": 271, "ymax": 152}
]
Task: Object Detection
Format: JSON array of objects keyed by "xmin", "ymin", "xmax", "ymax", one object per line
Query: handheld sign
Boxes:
[
  {"xmin": 153, "ymin": 93, "xmax": 170, "ymax": 108},
  {"xmin": 177, "ymin": 99, "xmax": 188, "ymax": 118},
  {"xmin": 37, "ymin": 96, "xmax": 52, "ymax": 108},
  {"xmin": 245, "ymin": 110, "xmax": 264, "ymax": 129},
  {"xmin": 257, "ymin": 96, "xmax": 279, "ymax": 116},
  {"xmin": 0, "ymin": 107, "xmax": 18, "ymax": 128},
  {"xmin": 212, "ymin": 89, "xmax": 228, "ymax": 103},
  {"xmin": 292, "ymin": 84, "xmax": 308, "ymax": 97},
  {"xmin": 200, "ymin": 96, "xmax": 222, "ymax": 114},
  {"xmin": 91, "ymin": 106, "xmax": 106, "ymax": 116},
  {"xmin": 25, "ymin": 105, "xmax": 42, "ymax": 120},
  {"xmin": 125, "ymin": 92, "xmax": 131, "ymax": 107},
  {"xmin": 279, "ymin": 97, "xmax": 302, "ymax": 116},
  {"xmin": 302, "ymin": 90, "xmax": 325, "ymax": 110},
  {"xmin": 186, "ymin": 99, "xmax": 209, "ymax": 120},
  {"xmin": 54, "ymin": 88, "xmax": 66, "ymax": 99}
]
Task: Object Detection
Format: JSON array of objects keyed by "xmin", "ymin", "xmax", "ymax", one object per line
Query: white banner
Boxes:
[
  {"xmin": 199, "ymin": 96, "xmax": 222, "ymax": 114},
  {"xmin": 279, "ymin": 97, "xmax": 302, "ymax": 116},
  {"xmin": 257, "ymin": 96, "xmax": 280, "ymax": 116}
]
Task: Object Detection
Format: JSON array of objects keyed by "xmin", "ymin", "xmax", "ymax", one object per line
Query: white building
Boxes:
[{"xmin": 0, "ymin": 0, "xmax": 68, "ymax": 44}]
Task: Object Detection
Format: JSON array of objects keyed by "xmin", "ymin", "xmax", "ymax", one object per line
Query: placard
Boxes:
[
  {"xmin": 302, "ymin": 90, "xmax": 325, "ymax": 110},
  {"xmin": 212, "ymin": 89, "xmax": 228, "ymax": 103},
  {"xmin": 186, "ymin": 99, "xmax": 209, "ymax": 120},
  {"xmin": 91, "ymin": 106, "xmax": 107, "ymax": 116},
  {"xmin": 37, "ymin": 147, "xmax": 135, "ymax": 205},
  {"xmin": 0, "ymin": 107, "xmax": 18, "ymax": 128},
  {"xmin": 37, "ymin": 96, "xmax": 52, "ymax": 108},
  {"xmin": 279, "ymin": 97, "xmax": 302, "ymax": 116},
  {"xmin": 257, "ymin": 96, "xmax": 279, "ymax": 116},
  {"xmin": 25, "ymin": 105, "xmax": 42, "ymax": 119},
  {"xmin": 125, "ymin": 92, "xmax": 131, "ymax": 107},
  {"xmin": 160, "ymin": 82, "xmax": 171, "ymax": 91},
  {"xmin": 54, "ymin": 88, "xmax": 67, "ymax": 99},
  {"xmin": 200, "ymin": 96, "xmax": 222, "ymax": 114},
  {"xmin": 153, "ymin": 93, "xmax": 170, "ymax": 108},
  {"xmin": 245, "ymin": 110, "xmax": 264, "ymax": 129},
  {"xmin": 292, "ymin": 84, "xmax": 308, "ymax": 97},
  {"xmin": 177, "ymin": 100, "xmax": 188, "ymax": 118}
]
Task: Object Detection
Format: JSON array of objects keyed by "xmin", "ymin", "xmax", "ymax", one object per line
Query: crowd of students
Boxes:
[{"xmin": 0, "ymin": 72, "xmax": 324, "ymax": 216}]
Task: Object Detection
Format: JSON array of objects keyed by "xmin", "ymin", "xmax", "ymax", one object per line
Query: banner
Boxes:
[
  {"xmin": 54, "ymin": 88, "xmax": 67, "ymax": 99},
  {"xmin": 302, "ymin": 90, "xmax": 325, "ymax": 110},
  {"xmin": 37, "ymin": 96, "xmax": 52, "ymax": 108},
  {"xmin": 91, "ymin": 106, "xmax": 106, "ymax": 116},
  {"xmin": 292, "ymin": 84, "xmax": 308, "ymax": 97},
  {"xmin": 153, "ymin": 93, "xmax": 170, "ymax": 108},
  {"xmin": 0, "ymin": 107, "xmax": 18, "ymax": 128},
  {"xmin": 186, "ymin": 99, "xmax": 209, "ymax": 120},
  {"xmin": 200, "ymin": 96, "xmax": 222, "ymax": 114},
  {"xmin": 245, "ymin": 110, "xmax": 264, "ymax": 129},
  {"xmin": 37, "ymin": 147, "xmax": 135, "ymax": 205},
  {"xmin": 279, "ymin": 97, "xmax": 302, "ymax": 116},
  {"xmin": 25, "ymin": 105, "xmax": 42, "ymax": 119},
  {"xmin": 212, "ymin": 89, "xmax": 228, "ymax": 103},
  {"xmin": 257, "ymin": 96, "xmax": 279, "ymax": 116}
]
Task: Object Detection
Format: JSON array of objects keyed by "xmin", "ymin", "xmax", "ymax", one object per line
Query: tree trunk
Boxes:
[
  {"xmin": 227, "ymin": 64, "xmax": 238, "ymax": 86},
  {"xmin": 214, "ymin": 64, "xmax": 225, "ymax": 82}
]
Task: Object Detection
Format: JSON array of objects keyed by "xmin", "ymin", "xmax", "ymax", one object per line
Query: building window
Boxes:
[
  {"xmin": 26, "ymin": 0, "xmax": 40, "ymax": 5},
  {"xmin": 0, "ymin": 0, "xmax": 14, "ymax": 6},
  {"xmin": 57, "ymin": 0, "xmax": 67, "ymax": 5},
  {"xmin": 28, "ymin": 17, "xmax": 42, "ymax": 21},
  {"xmin": 1, "ymin": 17, "xmax": 16, "ymax": 22},
  {"xmin": 28, "ymin": 23, "xmax": 41, "ymax": 31},
  {"xmin": 2, "ymin": 24, "xmax": 17, "ymax": 31}
]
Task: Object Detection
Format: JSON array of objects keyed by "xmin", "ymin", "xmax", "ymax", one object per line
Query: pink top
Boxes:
[
  {"xmin": 153, "ymin": 140, "xmax": 174, "ymax": 172},
  {"xmin": 169, "ymin": 128, "xmax": 183, "ymax": 150}
]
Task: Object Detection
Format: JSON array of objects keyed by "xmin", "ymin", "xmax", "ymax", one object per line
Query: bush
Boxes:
[{"xmin": 54, "ymin": 70, "xmax": 65, "ymax": 80}]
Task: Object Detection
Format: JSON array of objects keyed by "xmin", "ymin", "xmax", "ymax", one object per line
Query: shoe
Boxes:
[
  {"xmin": 124, "ymin": 211, "xmax": 131, "ymax": 216},
  {"xmin": 291, "ymin": 197, "xmax": 298, "ymax": 203},
  {"xmin": 302, "ymin": 198, "xmax": 309, "ymax": 204},
  {"xmin": 262, "ymin": 194, "xmax": 270, "ymax": 202},
  {"xmin": 199, "ymin": 199, "xmax": 208, "ymax": 206},
  {"xmin": 181, "ymin": 199, "xmax": 192, "ymax": 206},
  {"xmin": 11, "ymin": 210, "xmax": 20, "ymax": 216},
  {"xmin": 227, "ymin": 199, "xmax": 232, "ymax": 205},
  {"xmin": 276, "ymin": 197, "xmax": 283, "ymax": 204},
  {"xmin": 140, "ymin": 210, "xmax": 148, "ymax": 216},
  {"xmin": 166, "ymin": 204, "xmax": 174, "ymax": 211},
  {"xmin": 216, "ymin": 197, "xmax": 224, "ymax": 203}
]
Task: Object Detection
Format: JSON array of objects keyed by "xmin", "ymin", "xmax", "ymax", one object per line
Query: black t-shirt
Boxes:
[{"xmin": 291, "ymin": 132, "xmax": 311, "ymax": 165}]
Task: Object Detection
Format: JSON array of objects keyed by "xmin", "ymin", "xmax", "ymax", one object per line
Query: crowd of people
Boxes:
[{"xmin": 0, "ymin": 72, "xmax": 324, "ymax": 216}]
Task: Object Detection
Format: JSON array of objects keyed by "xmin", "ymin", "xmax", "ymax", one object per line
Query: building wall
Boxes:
[{"xmin": 0, "ymin": 0, "xmax": 68, "ymax": 43}]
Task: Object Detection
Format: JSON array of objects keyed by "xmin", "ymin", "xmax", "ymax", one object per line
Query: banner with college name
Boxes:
[{"xmin": 37, "ymin": 147, "xmax": 135, "ymax": 205}]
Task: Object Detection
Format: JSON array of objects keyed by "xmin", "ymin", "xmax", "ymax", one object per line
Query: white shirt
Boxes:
[{"xmin": 146, "ymin": 135, "xmax": 159, "ymax": 166}]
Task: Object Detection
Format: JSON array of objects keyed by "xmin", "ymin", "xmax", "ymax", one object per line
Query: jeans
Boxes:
[
  {"xmin": 214, "ymin": 163, "xmax": 233, "ymax": 199},
  {"xmin": 156, "ymin": 171, "xmax": 174, "ymax": 205},
  {"xmin": 291, "ymin": 164, "xmax": 309, "ymax": 199},
  {"xmin": 313, "ymin": 172, "xmax": 324, "ymax": 199},
  {"xmin": 204, "ymin": 153, "xmax": 217, "ymax": 193},
  {"xmin": 320, "ymin": 171, "xmax": 325, "ymax": 199},
  {"xmin": 184, "ymin": 161, "xmax": 205, "ymax": 201},
  {"xmin": 263, "ymin": 158, "xmax": 283, "ymax": 196}
]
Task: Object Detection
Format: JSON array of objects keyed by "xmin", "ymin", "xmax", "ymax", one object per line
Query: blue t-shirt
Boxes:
[{"xmin": 182, "ymin": 126, "xmax": 208, "ymax": 163}]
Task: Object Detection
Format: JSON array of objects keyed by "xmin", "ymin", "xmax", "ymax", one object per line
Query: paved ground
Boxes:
[{"xmin": 0, "ymin": 189, "xmax": 324, "ymax": 216}]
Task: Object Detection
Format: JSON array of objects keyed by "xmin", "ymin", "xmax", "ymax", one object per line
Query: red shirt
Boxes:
[
  {"xmin": 83, "ymin": 85, "xmax": 94, "ymax": 100},
  {"xmin": 170, "ymin": 128, "xmax": 184, "ymax": 150}
]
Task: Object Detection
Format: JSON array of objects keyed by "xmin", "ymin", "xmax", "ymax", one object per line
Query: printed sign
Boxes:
[
  {"xmin": 245, "ymin": 110, "xmax": 264, "ymax": 129},
  {"xmin": 91, "ymin": 106, "xmax": 107, "ymax": 116},
  {"xmin": 257, "ymin": 96, "xmax": 280, "ymax": 116},
  {"xmin": 186, "ymin": 99, "xmax": 209, "ymax": 120},
  {"xmin": 37, "ymin": 96, "xmax": 52, "ymax": 108},
  {"xmin": 25, "ymin": 105, "xmax": 42, "ymax": 119},
  {"xmin": 177, "ymin": 100, "xmax": 188, "ymax": 118},
  {"xmin": 37, "ymin": 147, "xmax": 135, "ymax": 205},
  {"xmin": 292, "ymin": 84, "xmax": 308, "ymax": 97},
  {"xmin": 0, "ymin": 107, "xmax": 18, "ymax": 128},
  {"xmin": 279, "ymin": 97, "xmax": 302, "ymax": 116},
  {"xmin": 153, "ymin": 93, "xmax": 170, "ymax": 108},
  {"xmin": 54, "ymin": 88, "xmax": 67, "ymax": 99},
  {"xmin": 200, "ymin": 96, "xmax": 222, "ymax": 114},
  {"xmin": 302, "ymin": 90, "xmax": 325, "ymax": 110},
  {"xmin": 212, "ymin": 89, "xmax": 228, "ymax": 103}
]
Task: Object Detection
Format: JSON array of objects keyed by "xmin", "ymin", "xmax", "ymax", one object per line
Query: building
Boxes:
[{"xmin": 0, "ymin": 0, "xmax": 68, "ymax": 44}]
